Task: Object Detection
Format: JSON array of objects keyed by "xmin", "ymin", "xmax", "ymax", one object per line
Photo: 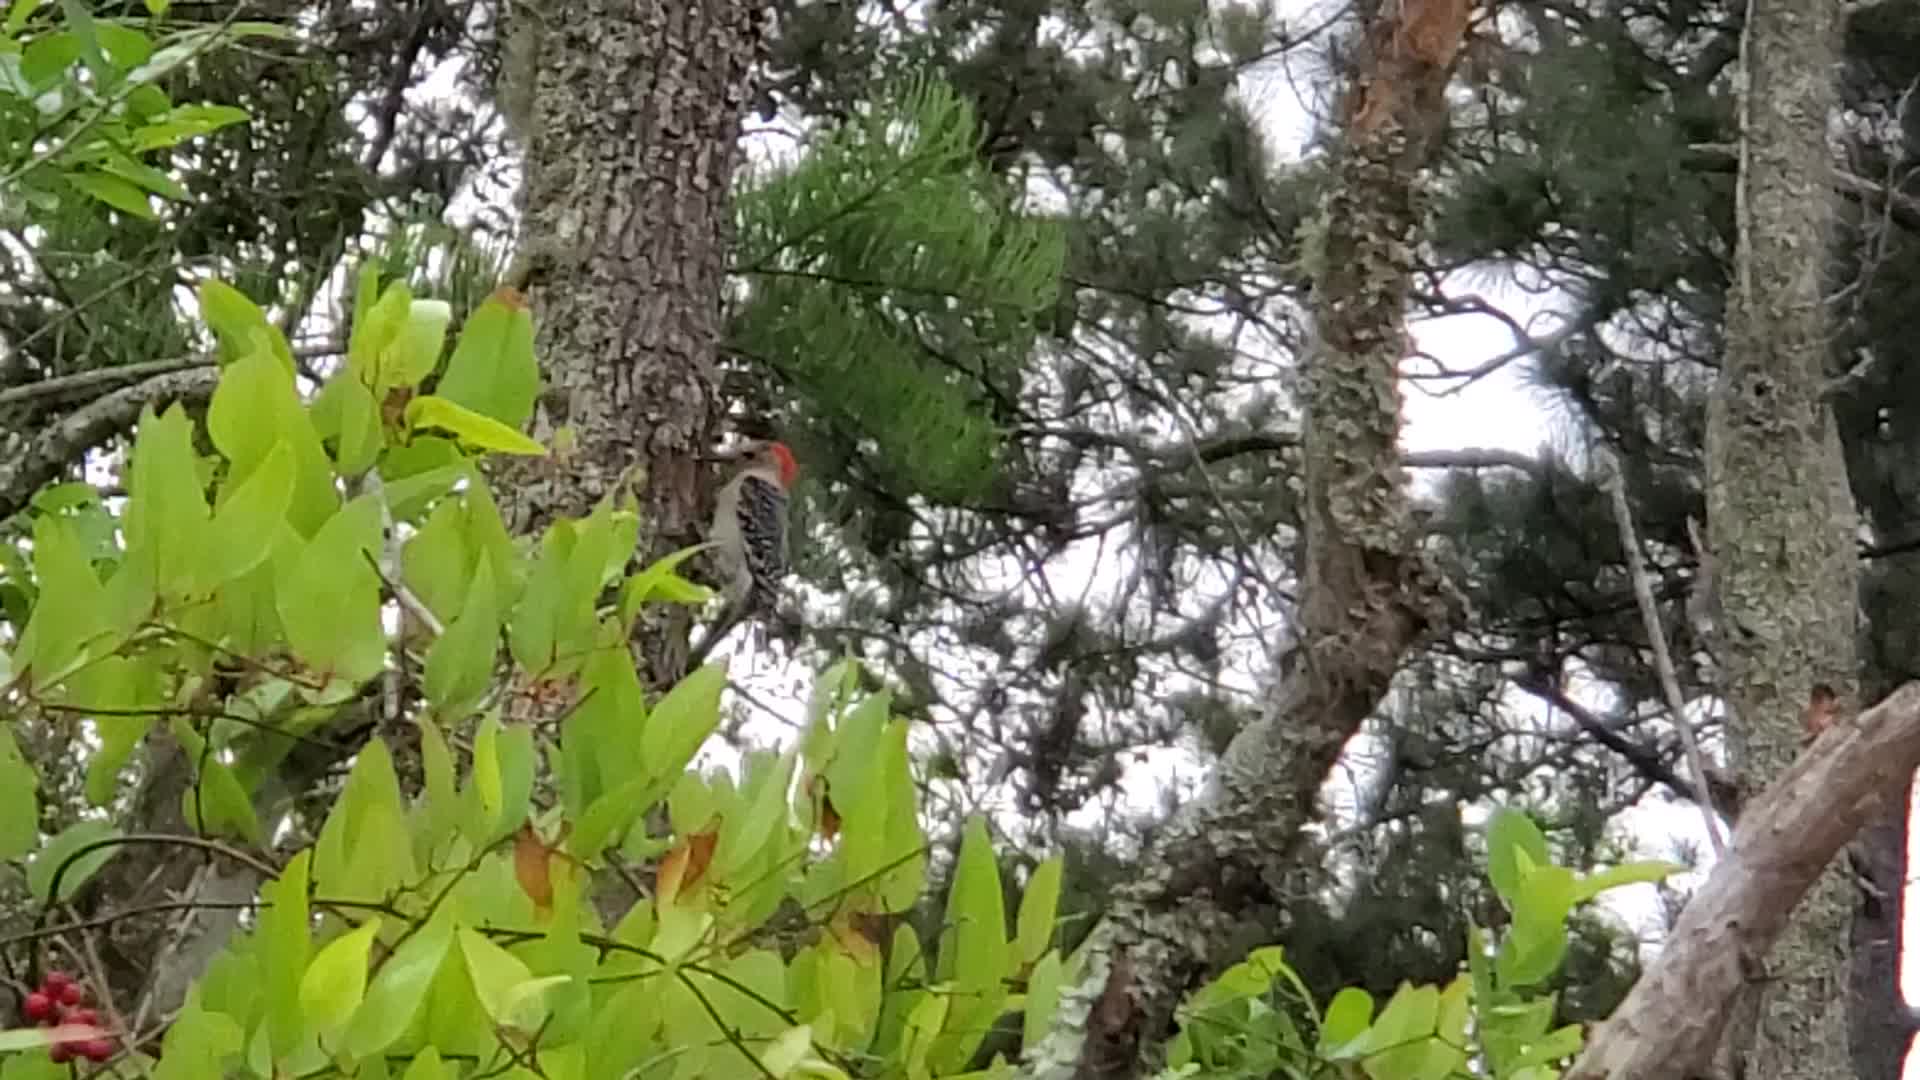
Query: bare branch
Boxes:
[
  {"xmin": 1600, "ymin": 451, "xmax": 1727, "ymax": 856},
  {"xmin": 0, "ymin": 367, "xmax": 218, "ymax": 522}
]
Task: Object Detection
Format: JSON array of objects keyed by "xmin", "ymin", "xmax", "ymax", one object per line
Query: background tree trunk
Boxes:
[
  {"xmin": 499, "ymin": 0, "xmax": 764, "ymax": 688},
  {"xmin": 1015, "ymin": 1, "xmax": 1468, "ymax": 1074},
  {"xmin": 1705, "ymin": 0, "xmax": 1861, "ymax": 1073}
]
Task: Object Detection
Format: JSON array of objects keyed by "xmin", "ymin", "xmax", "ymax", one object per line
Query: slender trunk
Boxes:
[
  {"xmin": 1848, "ymin": 801, "xmax": 1912, "ymax": 1078},
  {"xmin": 498, "ymin": 0, "xmax": 763, "ymax": 688},
  {"xmin": 1014, "ymin": 0, "xmax": 1467, "ymax": 1074},
  {"xmin": 1705, "ymin": 0, "xmax": 1859, "ymax": 1073}
]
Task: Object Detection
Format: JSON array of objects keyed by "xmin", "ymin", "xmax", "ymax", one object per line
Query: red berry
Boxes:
[
  {"xmin": 22, "ymin": 992, "xmax": 52, "ymax": 1023},
  {"xmin": 77, "ymin": 1038, "xmax": 113, "ymax": 1063},
  {"xmin": 55, "ymin": 983, "xmax": 82, "ymax": 1007},
  {"xmin": 63, "ymin": 1008, "xmax": 96, "ymax": 1027},
  {"xmin": 48, "ymin": 1042, "xmax": 71, "ymax": 1064},
  {"xmin": 41, "ymin": 972, "xmax": 70, "ymax": 995}
]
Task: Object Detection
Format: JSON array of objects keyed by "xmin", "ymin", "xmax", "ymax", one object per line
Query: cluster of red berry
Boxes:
[{"xmin": 21, "ymin": 972, "xmax": 113, "ymax": 1064}]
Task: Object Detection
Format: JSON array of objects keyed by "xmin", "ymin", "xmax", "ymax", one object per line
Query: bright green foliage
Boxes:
[
  {"xmin": 0, "ymin": 4, "xmax": 279, "ymax": 220},
  {"xmin": 0, "ymin": 272, "xmax": 1672, "ymax": 1078},
  {"xmin": 1155, "ymin": 808, "xmax": 1678, "ymax": 1080},
  {"xmin": 732, "ymin": 76, "xmax": 1065, "ymax": 503}
]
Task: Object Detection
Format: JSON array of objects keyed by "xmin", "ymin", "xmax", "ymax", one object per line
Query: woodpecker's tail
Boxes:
[{"xmin": 685, "ymin": 599, "xmax": 749, "ymax": 671}]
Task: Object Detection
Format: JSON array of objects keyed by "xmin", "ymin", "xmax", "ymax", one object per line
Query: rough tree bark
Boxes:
[
  {"xmin": 1014, "ymin": 0, "xmax": 1468, "ymax": 1074},
  {"xmin": 1702, "ymin": 0, "xmax": 1861, "ymax": 1074},
  {"xmin": 496, "ymin": 0, "xmax": 763, "ymax": 689}
]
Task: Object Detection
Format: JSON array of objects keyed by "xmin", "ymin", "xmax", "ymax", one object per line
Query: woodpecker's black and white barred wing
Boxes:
[{"xmin": 736, "ymin": 473, "xmax": 789, "ymax": 612}]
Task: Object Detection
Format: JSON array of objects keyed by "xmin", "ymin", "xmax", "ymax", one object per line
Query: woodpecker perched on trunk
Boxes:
[{"xmin": 687, "ymin": 440, "xmax": 799, "ymax": 667}]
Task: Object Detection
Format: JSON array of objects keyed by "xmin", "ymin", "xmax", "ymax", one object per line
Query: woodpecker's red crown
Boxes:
[{"xmin": 764, "ymin": 441, "xmax": 799, "ymax": 488}]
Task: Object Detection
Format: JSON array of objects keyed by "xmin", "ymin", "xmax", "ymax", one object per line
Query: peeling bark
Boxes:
[
  {"xmin": 1014, "ymin": 0, "xmax": 1468, "ymax": 1074},
  {"xmin": 495, "ymin": 0, "xmax": 762, "ymax": 688},
  {"xmin": 1703, "ymin": 0, "xmax": 1860, "ymax": 1073},
  {"xmin": 1567, "ymin": 683, "xmax": 1920, "ymax": 1078}
]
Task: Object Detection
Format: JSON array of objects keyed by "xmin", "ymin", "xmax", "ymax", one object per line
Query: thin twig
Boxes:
[{"xmin": 1600, "ymin": 452, "xmax": 1728, "ymax": 856}]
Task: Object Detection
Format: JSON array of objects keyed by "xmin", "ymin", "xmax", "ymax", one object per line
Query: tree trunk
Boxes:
[
  {"xmin": 1014, "ymin": 0, "xmax": 1467, "ymax": 1074},
  {"xmin": 1848, "ymin": 802, "xmax": 1912, "ymax": 1078},
  {"xmin": 1704, "ymin": 0, "xmax": 1860, "ymax": 1073},
  {"xmin": 497, "ymin": 0, "xmax": 763, "ymax": 688}
]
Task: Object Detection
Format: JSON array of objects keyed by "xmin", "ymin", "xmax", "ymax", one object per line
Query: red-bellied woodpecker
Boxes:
[{"xmin": 688, "ymin": 440, "xmax": 799, "ymax": 666}]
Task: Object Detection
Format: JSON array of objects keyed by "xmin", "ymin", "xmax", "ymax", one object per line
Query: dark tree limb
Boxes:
[{"xmin": 0, "ymin": 367, "xmax": 218, "ymax": 522}]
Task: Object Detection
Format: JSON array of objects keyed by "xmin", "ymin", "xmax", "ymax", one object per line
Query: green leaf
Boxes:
[
  {"xmin": 132, "ymin": 103, "xmax": 247, "ymax": 152},
  {"xmin": 99, "ymin": 155, "xmax": 187, "ymax": 200},
  {"xmin": 438, "ymin": 289, "xmax": 539, "ymax": 431},
  {"xmin": 199, "ymin": 280, "xmax": 296, "ymax": 378},
  {"xmin": 642, "ymin": 664, "xmax": 725, "ymax": 784},
  {"xmin": 1573, "ymin": 860, "xmax": 1682, "ymax": 902},
  {"xmin": 74, "ymin": 659, "xmax": 151, "ymax": 805},
  {"xmin": 458, "ymin": 927, "xmax": 547, "ymax": 1031},
  {"xmin": 27, "ymin": 820, "xmax": 119, "ymax": 902},
  {"xmin": 348, "ymin": 280, "xmax": 412, "ymax": 390},
  {"xmin": 125, "ymin": 402, "xmax": 211, "ymax": 598},
  {"xmin": 619, "ymin": 544, "xmax": 715, "ymax": 625},
  {"xmin": 1320, "ymin": 987, "xmax": 1375, "ymax": 1052},
  {"xmin": 1507, "ymin": 1022, "xmax": 1585, "ymax": 1068},
  {"xmin": 424, "ymin": 557, "xmax": 500, "ymax": 714},
  {"xmin": 1360, "ymin": 984, "xmax": 1450, "ymax": 1080},
  {"xmin": 399, "ymin": 1047, "xmax": 449, "ymax": 1080},
  {"xmin": 416, "ymin": 716, "xmax": 460, "ymax": 848},
  {"xmin": 717, "ymin": 748, "xmax": 797, "ymax": 879},
  {"xmin": 930, "ymin": 815, "xmax": 1008, "ymax": 1072},
  {"xmin": 0, "ymin": 728, "xmax": 38, "ymax": 859},
  {"xmin": 206, "ymin": 347, "xmax": 337, "ymax": 534},
  {"xmin": 344, "ymin": 912, "xmax": 454, "ymax": 1058},
  {"xmin": 1022, "ymin": 950, "xmax": 1062, "ymax": 1050},
  {"xmin": 207, "ymin": 440, "xmax": 294, "ymax": 582},
  {"xmin": 404, "ymin": 394, "xmax": 546, "ymax": 456},
  {"xmin": 274, "ymin": 496, "xmax": 385, "ymax": 684},
  {"xmin": 55, "ymin": 0, "xmax": 106, "ymax": 79},
  {"xmin": 392, "ymin": 300, "xmax": 452, "ymax": 388},
  {"xmin": 312, "ymin": 740, "xmax": 417, "ymax": 906},
  {"xmin": 259, "ymin": 850, "xmax": 311, "ymax": 1053},
  {"xmin": 92, "ymin": 21, "xmax": 150, "ymax": 67},
  {"xmin": 68, "ymin": 171, "xmax": 156, "ymax": 218},
  {"xmin": 1497, "ymin": 918, "xmax": 1570, "ymax": 989},
  {"xmin": 472, "ymin": 713, "xmax": 503, "ymax": 824},
  {"xmin": 1015, "ymin": 856, "xmax": 1062, "ymax": 966},
  {"xmin": 6, "ymin": 0, "xmax": 46, "ymax": 35},
  {"xmin": 12, "ymin": 514, "xmax": 109, "ymax": 684},
  {"xmin": 1485, "ymin": 807, "xmax": 1551, "ymax": 906},
  {"xmin": 180, "ymin": 737, "xmax": 262, "ymax": 842},
  {"xmin": 299, "ymin": 916, "xmax": 381, "ymax": 1033},
  {"xmin": 322, "ymin": 375, "xmax": 382, "ymax": 477}
]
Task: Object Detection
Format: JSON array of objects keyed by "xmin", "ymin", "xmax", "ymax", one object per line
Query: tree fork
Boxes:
[{"xmin": 1014, "ymin": 0, "xmax": 1472, "ymax": 1073}]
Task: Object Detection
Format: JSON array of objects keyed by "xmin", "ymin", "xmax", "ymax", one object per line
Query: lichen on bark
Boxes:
[
  {"xmin": 1704, "ymin": 0, "xmax": 1860, "ymax": 1073},
  {"xmin": 1014, "ymin": 0, "xmax": 1471, "ymax": 1073}
]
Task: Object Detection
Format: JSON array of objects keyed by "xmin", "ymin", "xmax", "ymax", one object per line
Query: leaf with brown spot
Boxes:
[
  {"xmin": 513, "ymin": 824, "xmax": 555, "ymax": 916},
  {"xmin": 657, "ymin": 829, "xmax": 719, "ymax": 906}
]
